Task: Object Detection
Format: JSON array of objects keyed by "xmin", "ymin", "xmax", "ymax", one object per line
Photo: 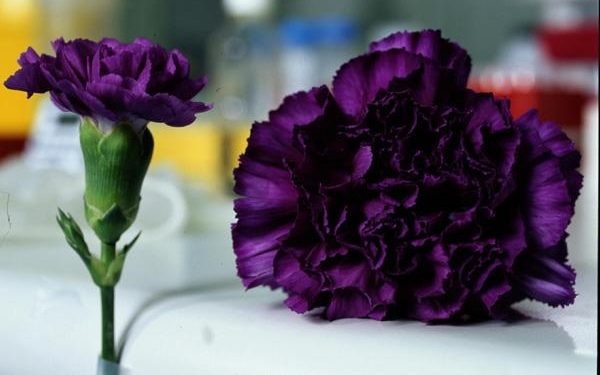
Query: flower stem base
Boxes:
[
  {"xmin": 97, "ymin": 356, "xmax": 127, "ymax": 375},
  {"xmin": 100, "ymin": 241, "xmax": 116, "ymax": 363},
  {"xmin": 100, "ymin": 285, "xmax": 116, "ymax": 362}
]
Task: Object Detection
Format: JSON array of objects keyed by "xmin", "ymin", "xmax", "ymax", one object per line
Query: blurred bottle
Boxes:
[
  {"xmin": 209, "ymin": 0, "xmax": 276, "ymax": 123},
  {"xmin": 278, "ymin": 17, "xmax": 358, "ymax": 94},
  {"xmin": 221, "ymin": 15, "xmax": 359, "ymax": 191},
  {"xmin": 208, "ymin": 0, "xmax": 277, "ymax": 190},
  {"xmin": 279, "ymin": 18, "xmax": 320, "ymax": 95},
  {"xmin": 314, "ymin": 17, "xmax": 358, "ymax": 86}
]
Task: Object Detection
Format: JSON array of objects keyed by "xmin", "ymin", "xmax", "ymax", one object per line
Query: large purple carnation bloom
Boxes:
[
  {"xmin": 4, "ymin": 37, "xmax": 211, "ymax": 127},
  {"xmin": 232, "ymin": 30, "xmax": 582, "ymax": 322}
]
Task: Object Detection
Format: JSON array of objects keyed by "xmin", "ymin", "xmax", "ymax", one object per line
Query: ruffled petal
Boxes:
[
  {"xmin": 514, "ymin": 252, "xmax": 576, "ymax": 307},
  {"xmin": 243, "ymin": 86, "xmax": 335, "ymax": 168},
  {"xmin": 171, "ymin": 75, "xmax": 208, "ymax": 101},
  {"xmin": 4, "ymin": 64, "xmax": 51, "ymax": 98},
  {"xmin": 496, "ymin": 211, "xmax": 527, "ymax": 266},
  {"xmin": 274, "ymin": 251, "xmax": 323, "ymax": 312},
  {"xmin": 233, "ymin": 197, "xmax": 297, "ymax": 287},
  {"xmin": 369, "ymin": 29, "xmax": 471, "ymax": 88},
  {"xmin": 326, "ymin": 288, "xmax": 372, "ymax": 320},
  {"xmin": 409, "ymin": 243, "xmax": 450, "ymax": 301},
  {"xmin": 479, "ymin": 270, "xmax": 512, "ymax": 313},
  {"xmin": 3, "ymin": 48, "xmax": 52, "ymax": 97},
  {"xmin": 52, "ymin": 38, "xmax": 98, "ymax": 87},
  {"xmin": 520, "ymin": 148, "xmax": 574, "ymax": 249},
  {"xmin": 53, "ymin": 78, "xmax": 114, "ymax": 120},
  {"xmin": 517, "ymin": 110, "xmax": 582, "ymax": 201},
  {"xmin": 332, "ymin": 48, "xmax": 424, "ymax": 119},
  {"xmin": 410, "ymin": 286, "xmax": 469, "ymax": 322},
  {"xmin": 235, "ymin": 247, "xmax": 281, "ymax": 288},
  {"xmin": 234, "ymin": 156, "xmax": 297, "ymax": 200},
  {"xmin": 351, "ymin": 146, "xmax": 372, "ymax": 180},
  {"xmin": 325, "ymin": 258, "xmax": 371, "ymax": 290}
]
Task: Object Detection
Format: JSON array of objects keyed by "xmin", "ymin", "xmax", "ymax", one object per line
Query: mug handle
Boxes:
[{"xmin": 135, "ymin": 177, "xmax": 188, "ymax": 242}]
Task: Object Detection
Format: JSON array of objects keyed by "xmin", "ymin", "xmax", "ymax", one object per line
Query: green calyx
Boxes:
[
  {"xmin": 80, "ymin": 118, "xmax": 154, "ymax": 244},
  {"xmin": 56, "ymin": 209, "xmax": 140, "ymax": 287}
]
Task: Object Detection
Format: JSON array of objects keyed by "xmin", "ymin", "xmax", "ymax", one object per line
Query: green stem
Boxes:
[
  {"xmin": 101, "ymin": 241, "xmax": 116, "ymax": 264},
  {"xmin": 100, "ymin": 242, "xmax": 117, "ymax": 363}
]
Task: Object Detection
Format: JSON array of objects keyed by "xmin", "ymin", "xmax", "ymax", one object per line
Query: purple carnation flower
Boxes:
[
  {"xmin": 232, "ymin": 30, "xmax": 582, "ymax": 322},
  {"xmin": 4, "ymin": 37, "xmax": 211, "ymax": 130}
]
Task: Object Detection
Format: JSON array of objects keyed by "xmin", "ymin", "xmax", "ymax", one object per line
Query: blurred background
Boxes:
[
  {"xmin": 0, "ymin": 2, "xmax": 597, "ymax": 373},
  {"xmin": 0, "ymin": 0, "xmax": 598, "ymax": 269},
  {"xmin": 0, "ymin": 0, "xmax": 597, "ymax": 179}
]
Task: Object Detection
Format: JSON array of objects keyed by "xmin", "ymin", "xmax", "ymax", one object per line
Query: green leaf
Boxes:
[
  {"xmin": 102, "ymin": 232, "xmax": 142, "ymax": 286},
  {"xmin": 122, "ymin": 231, "xmax": 141, "ymax": 256},
  {"xmin": 56, "ymin": 208, "xmax": 91, "ymax": 263}
]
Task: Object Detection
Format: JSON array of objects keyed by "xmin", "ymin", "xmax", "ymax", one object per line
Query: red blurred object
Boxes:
[
  {"xmin": 468, "ymin": 80, "xmax": 590, "ymax": 128},
  {"xmin": 0, "ymin": 138, "xmax": 26, "ymax": 160},
  {"xmin": 538, "ymin": 22, "xmax": 599, "ymax": 62}
]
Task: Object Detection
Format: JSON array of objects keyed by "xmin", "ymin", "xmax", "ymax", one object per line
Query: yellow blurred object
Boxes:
[
  {"xmin": 0, "ymin": 0, "xmax": 41, "ymax": 137},
  {"xmin": 150, "ymin": 122, "xmax": 225, "ymax": 191},
  {"xmin": 226, "ymin": 124, "xmax": 251, "ymax": 176}
]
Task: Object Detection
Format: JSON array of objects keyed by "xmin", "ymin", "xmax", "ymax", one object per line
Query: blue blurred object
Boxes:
[
  {"xmin": 278, "ymin": 17, "xmax": 359, "ymax": 93},
  {"xmin": 279, "ymin": 17, "xmax": 358, "ymax": 46},
  {"xmin": 279, "ymin": 18, "xmax": 319, "ymax": 46},
  {"xmin": 317, "ymin": 17, "xmax": 358, "ymax": 46}
]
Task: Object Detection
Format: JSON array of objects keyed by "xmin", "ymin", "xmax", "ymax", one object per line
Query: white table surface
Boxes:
[{"xmin": 0, "ymin": 233, "xmax": 596, "ymax": 375}]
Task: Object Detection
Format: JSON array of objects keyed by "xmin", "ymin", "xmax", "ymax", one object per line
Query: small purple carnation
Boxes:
[
  {"xmin": 232, "ymin": 30, "xmax": 582, "ymax": 322},
  {"xmin": 4, "ymin": 37, "xmax": 211, "ymax": 128}
]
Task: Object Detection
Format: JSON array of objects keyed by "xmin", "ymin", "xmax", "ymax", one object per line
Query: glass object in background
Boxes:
[
  {"xmin": 209, "ymin": 0, "xmax": 277, "ymax": 189},
  {"xmin": 222, "ymin": 15, "xmax": 359, "ymax": 191},
  {"xmin": 97, "ymin": 357, "xmax": 129, "ymax": 375},
  {"xmin": 278, "ymin": 17, "xmax": 358, "ymax": 93},
  {"xmin": 314, "ymin": 17, "xmax": 358, "ymax": 85},
  {"xmin": 0, "ymin": 98, "xmax": 189, "ymax": 244},
  {"xmin": 211, "ymin": 0, "xmax": 277, "ymax": 122},
  {"xmin": 278, "ymin": 18, "xmax": 321, "ymax": 94},
  {"xmin": 112, "ymin": 0, "xmax": 227, "ymax": 193},
  {"xmin": 24, "ymin": 100, "xmax": 82, "ymax": 174}
]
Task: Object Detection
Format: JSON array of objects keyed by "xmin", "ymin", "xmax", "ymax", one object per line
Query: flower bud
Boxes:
[{"xmin": 80, "ymin": 118, "xmax": 153, "ymax": 244}]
